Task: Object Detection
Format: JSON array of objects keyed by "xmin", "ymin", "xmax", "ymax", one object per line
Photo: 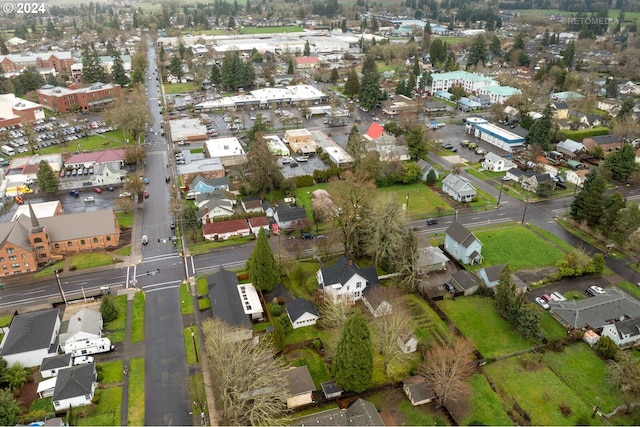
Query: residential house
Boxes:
[
  {"xmin": 189, "ymin": 175, "xmax": 231, "ymax": 194},
  {"xmin": 476, "ymin": 265, "xmax": 527, "ymax": 293},
  {"xmin": 548, "ymin": 287, "xmax": 640, "ymax": 329},
  {"xmin": 58, "ymin": 308, "xmax": 103, "ymax": 351},
  {"xmin": 481, "ymin": 152, "xmax": 515, "ymax": 172},
  {"xmin": 403, "ymin": 376, "xmax": 436, "ymax": 406},
  {"xmin": 295, "ymin": 56, "xmax": 320, "ymax": 69},
  {"xmin": 362, "ymin": 286, "xmax": 392, "ymax": 318},
  {"xmin": 578, "ymin": 113, "xmax": 603, "ymax": 128},
  {"xmin": 505, "ymin": 167, "xmax": 535, "ymax": 183},
  {"xmin": 601, "ymin": 318, "xmax": 640, "ymax": 349},
  {"xmin": 362, "ymin": 123, "xmax": 410, "ymax": 161},
  {"xmin": 566, "ymin": 169, "xmax": 589, "ymax": 188},
  {"xmin": 0, "ymin": 308, "xmax": 61, "ymax": 367},
  {"xmin": 294, "ymin": 398, "xmax": 384, "ymax": 426},
  {"xmin": 521, "ymin": 173, "xmax": 556, "ymax": 193},
  {"xmin": 424, "ymin": 100, "xmax": 448, "ymax": 114},
  {"xmin": 283, "ymin": 366, "xmax": 316, "ymax": 409},
  {"xmin": 52, "ymin": 363, "xmax": 97, "ymax": 411},
  {"xmin": 198, "ymin": 198, "xmax": 235, "ymax": 222},
  {"xmin": 287, "ymin": 297, "xmax": 320, "ymax": 329},
  {"xmin": 441, "ymin": 174, "xmax": 477, "ymax": 203},
  {"xmin": 206, "ymin": 268, "xmax": 254, "ymax": 333},
  {"xmin": 316, "ymin": 256, "xmax": 379, "ymax": 303},
  {"xmin": 444, "ymin": 222, "xmax": 483, "ymax": 265},
  {"xmin": 177, "ymin": 159, "xmax": 225, "ymax": 187},
  {"xmin": 503, "ymin": 105, "xmax": 520, "ymax": 122},
  {"xmin": 582, "ymin": 134, "xmax": 623, "ymax": 154},
  {"xmin": 274, "ymin": 205, "xmax": 308, "ymax": 230},
  {"xmin": 262, "ymin": 201, "xmax": 275, "ymax": 218},
  {"xmin": 557, "ymin": 119, "xmax": 572, "ymax": 130},
  {"xmin": 40, "ymin": 353, "xmax": 73, "ymax": 379},
  {"xmin": 263, "ymin": 135, "xmax": 290, "ymax": 156},
  {"xmin": 247, "ymin": 216, "xmax": 271, "ymax": 236},
  {"xmin": 556, "ymin": 139, "xmax": 586, "ymax": 158},
  {"xmin": 241, "ymin": 196, "xmax": 264, "ymax": 214},
  {"xmin": 597, "ymin": 98, "xmax": 622, "ymax": 116},
  {"xmin": 450, "ymin": 270, "xmax": 481, "ymax": 296},
  {"xmin": 397, "ymin": 333, "xmax": 418, "ymax": 353},
  {"xmin": 417, "ymin": 246, "xmax": 449, "ymax": 273},
  {"xmin": 202, "ymin": 219, "xmax": 251, "ymax": 240},
  {"xmin": 381, "ymin": 94, "xmax": 420, "ymax": 117},
  {"xmin": 320, "ymin": 380, "xmax": 343, "ymax": 399},
  {"xmin": 552, "ymin": 101, "xmax": 569, "ymax": 119},
  {"xmin": 37, "ymin": 377, "xmax": 57, "ymax": 399},
  {"xmin": 416, "ymin": 159, "xmax": 439, "ymax": 182},
  {"xmin": 619, "ymin": 81, "xmax": 640, "ymax": 96}
]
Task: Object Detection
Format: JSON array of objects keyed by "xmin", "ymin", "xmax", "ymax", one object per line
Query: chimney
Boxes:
[
  {"xmin": 347, "ymin": 260, "xmax": 352, "ymax": 266},
  {"xmin": 205, "ymin": 207, "xmax": 210, "ymax": 224}
]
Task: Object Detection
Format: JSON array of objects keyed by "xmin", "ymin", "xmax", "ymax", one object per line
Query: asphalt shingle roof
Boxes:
[
  {"xmin": 52, "ymin": 363, "xmax": 96, "ymax": 401},
  {"xmin": 445, "ymin": 222, "xmax": 479, "ymax": 249},
  {"xmin": 320, "ymin": 256, "xmax": 379, "ymax": 287},
  {"xmin": 0, "ymin": 308, "xmax": 59, "ymax": 356},
  {"xmin": 287, "ymin": 298, "xmax": 319, "ymax": 322},
  {"xmin": 40, "ymin": 353, "xmax": 72, "ymax": 372},
  {"xmin": 207, "ymin": 268, "xmax": 252, "ymax": 329}
]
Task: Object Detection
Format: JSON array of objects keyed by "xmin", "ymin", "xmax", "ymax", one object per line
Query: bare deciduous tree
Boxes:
[
  {"xmin": 608, "ymin": 351, "xmax": 640, "ymax": 413},
  {"xmin": 418, "ymin": 338, "xmax": 476, "ymax": 408},
  {"xmin": 202, "ymin": 319, "xmax": 289, "ymax": 426},
  {"xmin": 318, "ymin": 296, "xmax": 353, "ymax": 331},
  {"xmin": 363, "ymin": 194, "xmax": 408, "ymax": 268},
  {"xmin": 314, "ymin": 229, "xmax": 341, "ymax": 261}
]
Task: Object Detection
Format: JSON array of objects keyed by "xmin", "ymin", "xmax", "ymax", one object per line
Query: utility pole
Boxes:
[
  {"xmin": 521, "ymin": 198, "xmax": 529, "ymax": 224},
  {"xmin": 497, "ymin": 179, "xmax": 504, "ymax": 208},
  {"xmin": 55, "ymin": 269, "xmax": 67, "ymax": 305}
]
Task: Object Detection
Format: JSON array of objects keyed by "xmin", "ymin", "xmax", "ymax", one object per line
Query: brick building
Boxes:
[
  {"xmin": 0, "ymin": 203, "xmax": 120, "ymax": 275},
  {"xmin": 0, "ymin": 93, "xmax": 45, "ymax": 127},
  {"xmin": 0, "ymin": 52, "xmax": 74, "ymax": 77},
  {"xmin": 36, "ymin": 82, "xmax": 122, "ymax": 113}
]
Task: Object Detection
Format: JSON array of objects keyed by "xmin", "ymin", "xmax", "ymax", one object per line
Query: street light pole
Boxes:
[
  {"xmin": 521, "ymin": 198, "xmax": 529, "ymax": 224},
  {"xmin": 55, "ymin": 270, "xmax": 67, "ymax": 305},
  {"xmin": 191, "ymin": 328, "xmax": 199, "ymax": 363},
  {"xmin": 497, "ymin": 179, "xmax": 504, "ymax": 208}
]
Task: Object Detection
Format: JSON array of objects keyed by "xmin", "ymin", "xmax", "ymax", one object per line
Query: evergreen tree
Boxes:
[
  {"xmin": 562, "ymin": 40, "xmax": 575, "ymax": 68},
  {"xmin": 303, "ymin": 40, "xmax": 311, "ymax": 56},
  {"xmin": 396, "ymin": 79, "xmax": 407, "ymax": 97},
  {"xmin": 0, "ymin": 388, "xmax": 23, "ymax": 426},
  {"xmin": 287, "ymin": 59, "xmax": 294, "ymax": 74},
  {"xmin": 36, "ymin": 160, "xmax": 58, "ymax": 193},
  {"xmin": 371, "ymin": 16, "xmax": 378, "ymax": 31},
  {"xmin": 444, "ymin": 51, "xmax": 458, "ymax": 71},
  {"xmin": 81, "ymin": 46, "xmax": 104, "ymax": 84},
  {"xmin": 406, "ymin": 126, "xmax": 428, "ymax": 159},
  {"xmin": 604, "ymin": 143, "xmax": 637, "ymax": 181},
  {"xmin": 407, "ymin": 73, "xmax": 416, "ymax": 94},
  {"xmin": 333, "ymin": 310, "xmax": 373, "ymax": 393},
  {"xmin": 570, "ymin": 169, "xmax": 607, "ymax": 226},
  {"xmin": 100, "ymin": 296, "xmax": 119, "ymax": 322},
  {"xmin": 429, "ymin": 39, "xmax": 448, "ymax": 65},
  {"xmin": 489, "ymin": 35, "xmax": 502, "ymax": 57},
  {"xmin": 467, "ymin": 34, "xmax": 487, "ymax": 67},
  {"xmin": 342, "ymin": 68, "xmax": 360, "ymax": 96},
  {"xmin": 617, "ymin": 98, "xmax": 635, "ymax": 120},
  {"xmin": 541, "ymin": 29, "xmax": 550, "ymax": 46},
  {"xmin": 247, "ymin": 228, "xmax": 279, "ymax": 292},
  {"xmin": 525, "ymin": 103, "xmax": 553, "ymax": 151},
  {"xmin": 606, "ymin": 77, "xmax": 618, "ymax": 98},
  {"xmin": 513, "ymin": 32, "xmax": 525, "ymax": 49},
  {"xmin": 210, "ymin": 64, "xmax": 221, "ymax": 86},
  {"xmin": 358, "ymin": 56, "xmax": 381, "ymax": 111},
  {"xmin": 426, "ymin": 168, "xmax": 437, "ymax": 184},
  {"xmin": 169, "ymin": 56, "xmax": 184, "ymax": 79},
  {"xmin": 111, "ymin": 51, "xmax": 130, "ymax": 86},
  {"xmin": 0, "ymin": 34, "xmax": 8, "ymax": 55},
  {"xmin": 412, "ymin": 56, "xmax": 420, "ymax": 76},
  {"xmin": 330, "ymin": 68, "xmax": 339, "ymax": 83}
]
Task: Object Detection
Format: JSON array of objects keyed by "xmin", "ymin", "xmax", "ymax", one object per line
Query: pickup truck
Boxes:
[{"xmin": 84, "ymin": 196, "xmax": 95, "ymax": 203}]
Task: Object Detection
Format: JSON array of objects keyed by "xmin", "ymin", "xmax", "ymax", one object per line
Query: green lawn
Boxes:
[
  {"xmin": 405, "ymin": 294, "xmax": 451, "ymax": 348},
  {"xmin": 131, "ymin": 291, "xmax": 145, "ymax": 343},
  {"xmin": 539, "ymin": 311, "xmax": 568, "ymax": 341},
  {"xmin": 484, "ymin": 357, "xmax": 598, "ymax": 426},
  {"xmin": 77, "ymin": 386, "xmax": 122, "ymax": 426},
  {"xmin": 128, "ymin": 358, "xmax": 145, "ymax": 426},
  {"xmin": 465, "ymin": 374, "xmax": 513, "ymax": 425},
  {"xmin": 439, "ymin": 297, "xmax": 538, "ymax": 359},
  {"xmin": 35, "ymin": 130, "xmax": 127, "ymax": 155},
  {"xmin": 188, "ymin": 235, "xmax": 254, "ymax": 255},
  {"xmin": 0, "ymin": 314, "xmax": 12, "ymax": 327},
  {"xmin": 290, "ymin": 347, "xmax": 331, "ymax": 389},
  {"xmin": 163, "ymin": 82, "xmax": 199, "ymax": 95},
  {"xmin": 184, "ymin": 326, "xmax": 201, "ymax": 365},
  {"xmin": 70, "ymin": 253, "xmax": 118, "ymax": 270},
  {"xmin": 613, "ymin": 282, "xmax": 640, "ymax": 301},
  {"xmin": 104, "ymin": 295, "xmax": 127, "ymax": 344},
  {"xmin": 434, "ymin": 36, "xmax": 468, "ymax": 45},
  {"xmin": 180, "ymin": 282, "xmax": 195, "ymax": 315},
  {"xmin": 241, "ymin": 26, "xmax": 304, "ymax": 34},
  {"xmin": 475, "ymin": 225, "xmax": 567, "ymax": 270},
  {"xmin": 197, "ymin": 276, "xmax": 208, "ymax": 296},
  {"xmin": 116, "ymin": 212, "xmax": 134, "ymax": 228},
  {"xmin": 282, "ymin": 259, "xmax": 320, "ymax": 300},
  {"xmin": 378, "ymin": 183, "xmax": 453, "ymax": 218},
  {"xmin": 188, "ymin": 373, "xmax": 208, "ymax": 423},
  {"xmin": 99, "ymin": 360, "xmax": 124, "ymax": 384},
  {"xmin": 542, "ymin": 343, "xmax": 623, "ymax": 414},
  {"xmin": 366, "ymin": 390, "xmax": 448, "ymax": 426},
  {"xmin": 33, "ymin": 260, "xmax": 65, "ymax": 277},
  {"xmin": 114, "ymin": 246, "xmax": 131, "ymax": 257}
]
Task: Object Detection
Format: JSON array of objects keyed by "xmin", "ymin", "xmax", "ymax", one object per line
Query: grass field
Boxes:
[
  {"xmin": 0, "ymin": 314, "xmax": 12, "ymax": 327},
  {"xmin": 100, "ymin": 360, "xmax": 124, "ymax": 384},
  {"xmin": 77, "ymin": 386, "xmax": 122, "ymax": 426},
  {"xmin": 542, "ymin": 343, "xmax": 623, "ymax": 414},
  {"xmin": 184, "ymin": 326, "xmax": 201, "ymax": 365},
  {"xmin": 539, "ymin": 311, "xmax": 569, "ymax": 341},
  {"xmin": 465, "ymin": 374, "xmax": 513, "ymax": 425},
  {"xmin": 180, "ymin": 282, "xmax": 195, "ymax": 315},
  {"xmin": 290, "ymin": 347, "xmax": 331, "ymax": 389},
  {"xmin": 128, "ymin": 358, "xmax": 145, "ymax": 426},
  {"xmin": 484, "ymin": 357, "xmax": 598, "ymax": 425},
  {"xmin": 241, "ymin": 26, "xmax": 304, "ymax": 34},
  {"xmin": 439, "ymin": 297, "xmax": 538, "ymax": 359},
  {"xmin": 404, "ymin": 294, "xmax": 452, "ymax": 348},
  {"xmin": 34, "ymin": 130, "xmax": 127, "ymax": 156},
  {"xmin": 163, "ymin": 82, "xmax": 200, "ymax": 95},
  {"xmin": 116, "ymin": 212, "xmax": 134, "ymax": 228},
  {"xmin": 475, "ymin": 225, "xmax": 567, "ymax": 270},
  {"xmin": 70, "ymin": 253, "xmax": 118, "ymax": 270},
  {"xmin": 379, "ymin": 183, "xmax": 453, "ymax": 218},
  {"xmin": 131, "ymin": 291, "xmax": 145, "ymax": 343}
]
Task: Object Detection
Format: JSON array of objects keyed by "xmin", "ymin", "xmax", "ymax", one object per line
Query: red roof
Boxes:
[
  {"xmin": 295, "ymin": 57, "xmax": 320, "ymax": 65},
  {"xmin": 365, "ymin": 122, "xmax": 384, "ymax": 140},
  {"xmin": 65, "ymin": 149, "xmax": 126, "ymax": 165},
  {"xmin": 247, "ymin": 216, "xmax": 269, "ymax": 227},
  {"xmin": 203, "ymin": 219, "xmax": 249, "ymax": 235}
]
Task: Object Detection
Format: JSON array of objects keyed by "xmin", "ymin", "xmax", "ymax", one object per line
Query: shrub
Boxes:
[
  {"xmin": 559, "ymin": 402, "xmax": 572, "ymax": 417},
  {"xmin": 269, "ymin": 303, "xmax": 283, "ymax": 317},
  {"xmin": 595, "ymin": 335, "xmax": 619, "ymax": 360},
  {"xmin": 295, "ymin": 175, "xmax": 315, "ymax": 188},
  {"xmin": 100, "ymin": 296, "xmax": 118, "ymax": 323}
]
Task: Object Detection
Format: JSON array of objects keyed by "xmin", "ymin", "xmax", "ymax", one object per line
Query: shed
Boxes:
[
  {"xmin": 321, "ymin": 380, "xmax": 343, "ymax": 399},
  {"xmin": 403, "ymin": 375, "xmax": 435, "ymax": 406}
]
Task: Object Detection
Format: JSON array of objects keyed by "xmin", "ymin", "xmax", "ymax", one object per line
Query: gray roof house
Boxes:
[
  {"xmin": 52, "ymin": 363, "xmax": 97, "ymax": 411},
  {"xmin": 197, "ymin": 198, "xmax": 235, "ymax": 222},
  {"xmin": 556, "ymin": 138, "xmax": 586, "ymax": 158},
  {"xmin": 442, "ymin": 174, "xmax": 477, "ymax": 203},
  {"xmin": 548, "ymin": 287, "xmax": 640, "ymax": 329},
  {"xmin": 286, "ymin": 298, "xmax": 320, "ymax": 329},
  {"xmin": 416, "ymin": 159, "xmax": 439, "ymax": 181},
  {"xmin": 450, "ymin": 270, "xmax": 481, "ymax": 296},
  {"xmin": 294, "ymin": 398, "xmax": 384, "ymax": 426},
  {"xmin": 417, "ymin": 246, "xmax": 449, "ymax": 273},
  {"xmin": 317, "ymin": 256, "xmax": 379, "ymax": 303},
  {"xmin": 505, "ymin": 167, "xmax": 535, "ymax": 183},
  {"xmin": 40, "ymin": 353, "xmax": 73, "ymax": 379},
  {"xmin": 283, "ymin": 366, "xmax": 316, "ymax": 409},
  {"xmin": 207, "ymin": 268, "xmax": 253, "ymax": 331},
  {"xmin": 0, "ymin": 308, "xmax": 61, "ymax": 367},
  {"xmin": 521, "ymin": 173, "xmax": 555, "ymax": 193},
  {"xmin": 190, "ymin": 175, "xmax": 231, "ymax": 193},
  {"xmin": 444, "ymin": 222, "xmax": 483, "ymax": 265},
  {"xmin": 274, "ymin": 205, "xmax": 308, "ymax": 229},
  {"xmin": 476, "ymin": 265, "xmax": 528, "ymax": 293},
  {"xmin": 601, "ymin": 318, "xmax": 640, "ymax": 349},
  {"xmin": 403, "ymin": 375, "xmax": 436, "ymax": 406},
  {"xmin": 58, "ymin": 308, "xmax": 103, "ymax": 350}
]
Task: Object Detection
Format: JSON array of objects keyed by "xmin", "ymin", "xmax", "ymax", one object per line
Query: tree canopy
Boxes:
[
  {"xmin": 247, "ymin": 228, "xmax": 279, "ymax": 292},
  {"xmin": 570, "ymin": 169, "xmax": 608, "ymax": 226},
  {"xmin": 36, "ymin": 160, "xmax": 59, "ymax": 193},
  {"xmin": 333, "ymin": 310, "xmax": 373, "ymax": 393}
]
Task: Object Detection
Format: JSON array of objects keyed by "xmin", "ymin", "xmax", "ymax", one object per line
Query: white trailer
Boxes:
[
  {"xmin": 1, "ymin": 145, "xmax": 15, "ymax": 156},
  {"xmin": 63, "ymin": 338, "xmax": 114, "ymax": 357}
]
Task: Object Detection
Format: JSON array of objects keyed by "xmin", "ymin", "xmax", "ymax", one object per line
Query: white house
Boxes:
[
  {"xmin": 286, "ymin": 298, "xmax": 320, "ymax": 329},
  {"xmin": 40, "ymin": 353, "xmax": 73, "ymax": 379},
  {"xmin": 566, "ymin": 169, "xmax": 589, "ymax": 188},
  {"xmin": 442, "ymin": 174, "xmax": 477, "ymax": 203},
  {"xmin": 0, "ymin": 308, "xmax": 61, "ymax": 367},
  {"xmin": 58, "ymin": 308, "xmax": 103, "ymax": 351},
  {"xmin": 52, "ymin": 363, "xmax": 97, "ymax": 411},
  {"xmin": 481, "ymin": 152, "xmax": 515, "ymax": 172},
  {"xmin": 601, "ymin": 318, "xmax": 640, "ymax": 349},
  {"xmin": 316, "ymin": 256, "xmax": 379, "ymax": 303}
]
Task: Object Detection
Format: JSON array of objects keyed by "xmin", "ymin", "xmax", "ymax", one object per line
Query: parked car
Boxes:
[
  {"xmin": 93, "ymin": 187, "xmax": 102, "ymax": 193},
  {"xmin": 296, "ymin": 156, "xmax": 309, "ymax": 162},
  {"xmin": 290, "ymin": 161, "xmax": 299, "ymax": 168},
  {"xmin": 73, "ymin": 356, "xmax": 94, "ymax": 365},
  {"xmin": 535, "ymin": 297, "xmax": 550, "ymax": 310},
  {"xmin": 69, "ymin": 190, "xmax": 79, "ymax": 197},
  {"xmin": 443, "ymin": 143, "xmax": 454, "ymax": 149},
  {"xmin": 443, "ymin": 283, "xmax": 455, "ymax": 294},
  {"xmin": 142, "ymin": 235, "xmax": 149, "ymax": 245},
  {"xmin": 165, "ymin": 175, "xmax": 171, "ymax": 183},
  {"xmin": 143, "ymin": 190, "xmax": 149, "ymax": 198},
  {"xmin": 426, "ymin": 218, "xmax": 438, "ymax": 225},
  {"xmin": 84, "ymin": 196, "xmax": 95, "ymax": 203},
  {"xmin": 170, "ymin": 220, "xmax": 175, "ymax": 230},
  {"xmin": 550, "ymin": 291, "xmax": 567, "ymax": 302},
  {"xmin": 586, "ymin": 285, "xmax": 605, "ymax": 296},
  {"xmin": 302, "ymin": 233, "xmax": 313, "ymax": 240}
]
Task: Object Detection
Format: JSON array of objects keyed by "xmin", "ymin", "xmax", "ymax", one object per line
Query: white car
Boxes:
[
  {"xmin": 73, "ymin": 356, "xmax": 94, "ymax": 365},
  {"xmin": 535, "ymin": 297, "xmax": 550, "ymax": 310}
]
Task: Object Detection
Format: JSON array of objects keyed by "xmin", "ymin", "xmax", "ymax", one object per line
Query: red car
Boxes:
[
  {"xmin": 143, "ymin": 190, "xmax": 149, "ymax": 198},
  {"xmin": 93, "ymin": 187, "xmax": 102, "ymax": 193}
]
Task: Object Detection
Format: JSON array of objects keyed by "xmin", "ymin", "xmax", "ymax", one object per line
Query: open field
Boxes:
[
  {"xmin": 439, "ymin": 297, "xmax": 538, "ymax": 359},
  {"xmin": 70, "ymin": 253, "xmax": 117, "ymax": 270},
  {"xmin": 379, "ymin": 183, "xmax": 453, "ymax": 218},
  {"xmin": 465, "ymin": 374, "xmax": 513, "ymax": 425},
  {"xmin": 76, "ymin": 386, "xmax": 122, "ymax": 426},
  {"xmin": 163, "ymin": 82, "xmax": 200, "ymax": 94},
  {"xmin": 128, "ymin": 358, "xmax": 145, "ymax": 426},
  {"xmin": 131, "ymin": 291, "xmax": 145, "ymax": 343},
  {"xmin": 475, "ymin": 225, "xmax": 567, "ymax": 270}
]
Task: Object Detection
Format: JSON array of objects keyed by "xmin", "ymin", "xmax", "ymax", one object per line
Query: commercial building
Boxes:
[
  {"xmin": 475, "ymin": 85, "xmax": 522, "ymax": 105},
  {"xmin": 0, "ymin": 93, "xmax": 45, "ymax": 127},
  {"xmin": 429, "ymin": 71, "xmax": 498, "ymax": 95},
  {"xmin": 465, "ymin": 117, "xmax": 526, "ymax": 153},
  {"xmin": 203, "ymin": 137, "xmax": 247, "ymax": 166},
  {"xmin": 36, "ymin": 82, "xmax": 122, "ymax": 113},
  {"xmin": 0, "ymin": 52, "xmax": 74, "ymax": 77},
  {"xmin": 196, "ymin": 85, "xmax": 327, "ymax": 110}
]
